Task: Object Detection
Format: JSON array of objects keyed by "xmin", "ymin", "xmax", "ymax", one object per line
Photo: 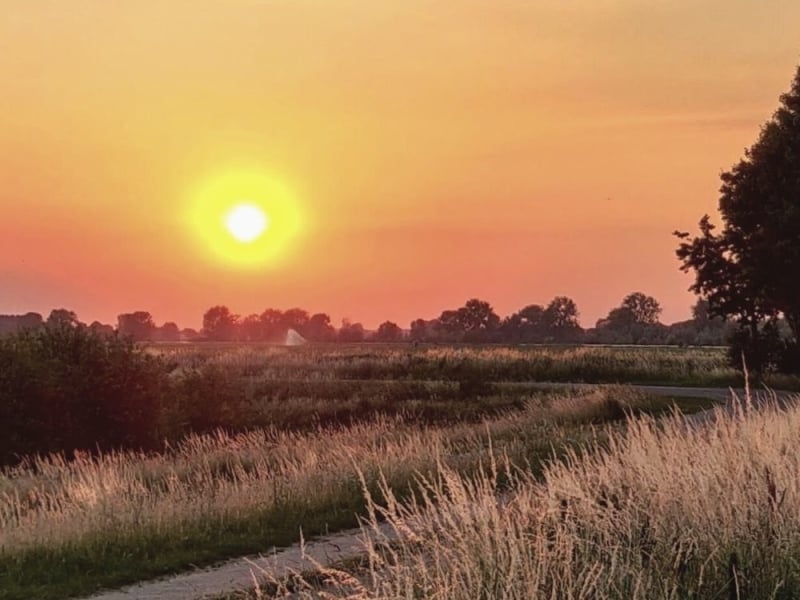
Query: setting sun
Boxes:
[
  {"xmin": 187, "ymin": 169, "xmax": 305, "ymax": 269},
  {"xmin": 225, "ymin": 203, "xmax": 269, "ymax": 243}
]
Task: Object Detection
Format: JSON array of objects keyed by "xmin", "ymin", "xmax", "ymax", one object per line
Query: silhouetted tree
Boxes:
[
  {"xmin": 621, "ymin": 292, "xmax": 662, "ymax": 325},
  {"xmin": 89, "ymin": 321, "xmax": 115, "ymax": 337},
  {"xmin": 338, "ymin": 319, "xmax": 366, "ymax": 343},
  {"xmin": 662, "ymin": 298, "xmax": 729, "ymax": 347},
  {"xmin": 429, "ymin": 299, "xmax": 501, "ymax": 343},
  {"xmin": 181, "ymin": 328, "xmax": 200, "ymax": 341},
  {"xmin": 409, "ymin": 318, "xmax": 431, "ymax": 342},
  {"xmin": 692, "ymin": 298, "xmax": 711, "ymax": 324},
  {"xmin": 259, "ymin": 309, "xmax": 285, "ymax": 342},
  {"xmin": 157, "ymin": 321, "xmax": 181, "ymax": 342},
  {"xmin": 22, "ymin": 312, "xmax": 44, "ymax": 331},
  {"xmin": 0, "ymin": 324, "xmax": 166, "ymax": 464},
  {"xmin": 47, "ymin": 309, "xmax": 79, "ymax": 328},
  {"xmin": 544, "ymin": 296, "xmax": 582, "ymax": 341},
  {"xmin": 239, "ymin": 314, "xmax": 263, "ymax": 341},
  {"xmin": 596, "ymin": 308, "xmax": 632, "ymax": 331},
  {"xmin": 374, "ymin": 321, "xmax": 403, "ymax": 342},
  {"xmin": 117, "ymin": 311, "xmax": 156, "ymax": 341},
  {"xmin": 500, "ymin": 304, "xmax": 545, "ymax": 344},
  {"xmin": 436, "ymin": 310, "xmax": 464, "ymax": 342},
  {"xmin": 282, "ymin": 308, "xmax": 310, "ymax": 337},
  {"xmin": 0, "ymin": 313, "xmax": 43, "ymax": 336},
  {"xmin": 517, "ymin": 304, "xmax": 546, "ymax": 335},
  {"xmin": 306, "ymin": 313, "xmax": 336, "ymax": 342},
  {"xmin": 458, "ymin": 299, "xmax": 500, "ymax": 340},
  {"xmin": 202, "ymin": 306, "xmax": 239, "ymax": 341},
  {"xmin": 675, "ymin": 65, "xmax": 800, "ymax": 371},
  {"xmin": 500, "ymin": 314, "xmax": 523, "ymax": 343},
  {"xmin": 594, "ymin": 293, "xmax": 663, "ymax": 344}
]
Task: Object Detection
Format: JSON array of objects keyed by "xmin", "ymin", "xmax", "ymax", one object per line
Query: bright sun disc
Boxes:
[
  {"xmin": 226, "ymin": 203, "xmax": 269, "ymax": 243},
  {"xmin": 187, "ymin": 169, "xmax": 305, "ymax": 269}
]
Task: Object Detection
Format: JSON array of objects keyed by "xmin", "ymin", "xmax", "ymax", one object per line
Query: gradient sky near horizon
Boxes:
[{"xmin": 2, "ymin": 1, "xmax": 799, "ymax": 329}]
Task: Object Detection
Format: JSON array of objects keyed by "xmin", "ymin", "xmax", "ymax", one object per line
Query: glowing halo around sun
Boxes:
[{"xmin": 188, "ymin": 169, "xmax": 304, "ymax": 268}]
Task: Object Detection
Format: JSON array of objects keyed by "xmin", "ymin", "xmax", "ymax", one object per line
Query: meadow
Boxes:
[
  {"xmin": 0, "ymin": 385, "xmax": 699, "ymax": 600},
  {"xmin": 248, "ymin": 394, "xmax": 800, "ymax": 600},
  {"xmin": 152, "ymin": 342, "xmax": 739, "ymax": 388},
  {"xmin": 0, "ymin": 337, "xmax": 734, "ymax": 600},
  {"xmin": 148, "ymin": 342, "xmax": 742, "ymax": 437}
]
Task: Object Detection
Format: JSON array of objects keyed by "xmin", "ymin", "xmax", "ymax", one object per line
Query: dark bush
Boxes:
[
  {"xmin": 727, "ymin": 322, "xmax": 784, "ymax": 375},
  {"xmin": 168, "ymin": 364, "xmax": 251, "ymax": 434},
  {"xmin": 777, "ymin": 341, "xmax": 800, "ymax": 375},
  {"xmin": 0, "ymin": 324, "xmax": 168, "ymax": 464},
  {"xmin": 456, "ymin": 367, "xmax": 495, "ymax": 399}
]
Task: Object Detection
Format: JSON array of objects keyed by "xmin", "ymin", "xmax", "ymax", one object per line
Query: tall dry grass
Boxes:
[
  {"xmin": 0, "ymin": 418, "xmax": 431, "ymax": 554},
  {"xmin": 0, "ymin": 386, "xmax": 641, "ymax": 558},
  {"xmin": 265, "ymin": 393, "xmax": 800, "ymax": 599}
]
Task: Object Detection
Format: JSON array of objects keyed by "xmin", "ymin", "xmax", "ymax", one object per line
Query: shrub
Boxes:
[
  {"xmin": 0, "ymin": 324, "xmax": 168, "ymax": 464},
  {"xmin": 727, "ymin": 322, "xmax": 800, "ymax": 376},
  {"xmin": 168, "ymin": 364, "xmax": 251, "ymax": 434},
  {"xmin": 727, "ymin": 322, "xmax": 783, "ymax": 374}
]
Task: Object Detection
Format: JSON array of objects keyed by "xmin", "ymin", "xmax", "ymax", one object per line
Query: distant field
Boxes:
[
  {"xmin": 143, "ymin": 343, "xmax": 744, "ymax": 436},
  {"xmin": 148, "ymin": 342, "xmax": 741, "ymax": 386}
]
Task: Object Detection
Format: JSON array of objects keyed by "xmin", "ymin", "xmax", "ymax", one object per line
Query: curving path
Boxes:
[
  {"xmin": 82, "ymin": 524, "xmax": 395, "ymax": 600},
  {"xmin": 80, "ymin": 384, "xmax": 795, "ymax": 600}
]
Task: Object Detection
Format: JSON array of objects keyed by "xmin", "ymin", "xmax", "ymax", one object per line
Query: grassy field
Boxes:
[
  {"xmin": 231, "ymin": 394, "xmax": 800, "ymax": 600},
  {"xmin": 1, "ymin": 342, "xmax": 781, "ymax": 600},
  {"xmin": 151, "ymin": 343, "xmax": 741, "ymax": 388},
  {"xmin": 147, "ymin": 343, "xmax": 749, "ymax": 440},
  {"xmin": 0, "ymin": 384, "xmax": 713, "ymax": 600}
]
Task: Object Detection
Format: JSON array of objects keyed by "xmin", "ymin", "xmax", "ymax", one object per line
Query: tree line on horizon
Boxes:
[{"xmin": 0, "ymin": 292, "xmax": 733, "ymax": 346}]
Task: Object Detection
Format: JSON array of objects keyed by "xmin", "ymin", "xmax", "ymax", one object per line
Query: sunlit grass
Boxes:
[
  {"xmin": 0, "ymin": 386, "xmax": 680, "ymax": 600},
  {"xmin": 0, "ymin": 342, "xmax": 749, "ymax": 599},
  {"xmin": 258, "ymin": 392, "xmax": 800, "ymax": 599}
]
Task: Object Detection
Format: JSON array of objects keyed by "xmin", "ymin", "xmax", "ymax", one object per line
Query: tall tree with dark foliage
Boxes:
[{"xmin": 676, "ymin": 66, "xmax": 800, "ymax": 372}]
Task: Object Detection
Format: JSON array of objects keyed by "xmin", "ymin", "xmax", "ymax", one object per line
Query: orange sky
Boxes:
[{"xmin": 2, "ymin": 1, "xmax": 799, "ymax": 329}]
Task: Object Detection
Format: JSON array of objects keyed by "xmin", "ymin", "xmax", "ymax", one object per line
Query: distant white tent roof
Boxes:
[{"xmin": 285, "ymin": 328, "xmax": 307, "ymax": 346}]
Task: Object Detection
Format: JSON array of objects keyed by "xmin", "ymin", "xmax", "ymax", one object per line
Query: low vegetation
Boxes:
[
  {"xmin": 0, "ymin": 386, "xmax": 710, "ymax": 600},
  {"xmin": 248, "ymin": 393, "xmax": 800, "ymax": 599},
  {"xmin": 0, "ymin": 326, "xmax": 747, "ymax": 466},
  {"xmin": 2, "ymin": 328, "xmax": 783, "ymax": 599},
  {"xmin": 0, "ymin": 324, "xmax": 167, "ymax": 464},
  {"xmin": 154, "ymin": 342, "xmax": 740, "ymax": 386}
]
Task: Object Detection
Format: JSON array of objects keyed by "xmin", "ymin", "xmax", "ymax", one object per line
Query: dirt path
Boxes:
[
  {"xmin": 81, "ymin": 384, "xmax": 795, "ymax": 600},
  {"xmin": 83, "ymin": 524, "xmax": 395, "ymax": 600}
]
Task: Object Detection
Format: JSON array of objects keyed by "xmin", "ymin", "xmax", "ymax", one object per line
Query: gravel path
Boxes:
[
  {"xmin": 82, "ymin": 524, "xmax": 395, "ymax": 600},
  {"xmin": 80, "ymin": 383, "xmax": 796, "ymax": 600}
]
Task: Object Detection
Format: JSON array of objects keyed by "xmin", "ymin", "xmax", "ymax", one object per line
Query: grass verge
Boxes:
[
  {"xmin": 0, "ymin": 387, "xmax": 708, "ymax": 600},
  {"xmin": 255, "ymin": 392, "xmax": 800, "ymax": 599}
]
